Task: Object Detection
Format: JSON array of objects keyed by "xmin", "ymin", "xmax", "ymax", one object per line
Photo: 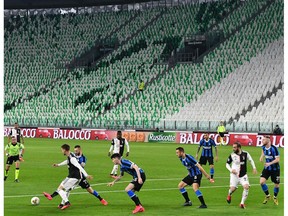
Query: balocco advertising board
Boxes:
[{"xmin": 3, "ymin": 127, "xmax": 284, "ymax": 147}]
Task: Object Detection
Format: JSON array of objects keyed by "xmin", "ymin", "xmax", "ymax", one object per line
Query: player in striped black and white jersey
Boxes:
[
  {"xmin": 108, "ymin": 131, "xmax": 130, "ymax": 178},
  {"xmin": 43, "ymin": 144, "xmax": 93, "ymax": 210},
  {"xmin": 260, "ymin": 136, "xmax": 280, "ymax": 205},
  {"xmin": 226, "ymin": 142, "xmax": 257, "ymax": 209}
]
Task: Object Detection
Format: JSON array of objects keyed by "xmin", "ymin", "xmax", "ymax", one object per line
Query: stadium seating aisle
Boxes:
[{"xmin": 166, "ymin": 37, "xmax": 283, "ymax": 131}]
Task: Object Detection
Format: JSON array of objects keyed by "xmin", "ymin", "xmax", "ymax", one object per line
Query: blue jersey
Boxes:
[
  {"xmin": 180, "ymin": 154, "xmax": 202, "ymax": 177},
  {"xmin": 76, "ymin": 154, "xmax": 87, "ymax": 168},
  {"xmin": 120, "ymin": 158, "xmax": 144, "ymax": 179},
  {"xmin": 199, "ymin": 138, "xmax": 216, "ymax": 157},
  {"xmin": 262, "ymin": 145, "xmax": 280, "ymax": 171}
]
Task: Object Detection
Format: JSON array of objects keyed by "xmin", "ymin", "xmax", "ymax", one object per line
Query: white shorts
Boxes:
[
  {"xmin": 230, "ymin": 174, "xmax": 250, "ymax": 188},
  {"xmin": 60, "ymin": 177, "xmax": 80, "ymax": 191}
]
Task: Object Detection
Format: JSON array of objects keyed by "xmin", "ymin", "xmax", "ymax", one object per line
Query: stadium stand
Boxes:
[{"xmin": 4, "ymin": 0, "xmax": 284, "ymax": 132}]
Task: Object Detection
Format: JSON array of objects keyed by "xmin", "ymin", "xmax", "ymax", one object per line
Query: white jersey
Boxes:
[
  {"xmin": 109, "ymin": 137, "xmax": 129, "ymax": 156},
  {"xmin": 226, "ymin": 151, "xmax": 256, "ymax": 177}
]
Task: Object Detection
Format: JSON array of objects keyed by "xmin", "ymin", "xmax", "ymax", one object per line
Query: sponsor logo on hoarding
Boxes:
[
  {"xmin": 256, "ymin": 135, "xmax": 284, "ymax": 148},
  {"xmin": 148, "ymin": 132, "xmax": 176, "ymax": 142},
  {"xmin": 179, "ymin": 132, "xmax": 229, "ymax": 145},
  {"xmin": 53, "ymin": 129, "xmax": 91, "ymax": 140}
]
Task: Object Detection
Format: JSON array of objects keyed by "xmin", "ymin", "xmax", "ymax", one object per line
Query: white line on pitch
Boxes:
[{"xmin": 4, "ymin": 183, "xmax": 277, "ymax": 198}]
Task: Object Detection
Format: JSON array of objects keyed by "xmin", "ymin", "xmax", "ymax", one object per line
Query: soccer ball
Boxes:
[{"xmin": 31, "ymin": 197, "xmax": 40, "ymax": 205}]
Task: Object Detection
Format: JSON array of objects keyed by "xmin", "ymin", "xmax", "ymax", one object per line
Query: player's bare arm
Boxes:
[
  {"xmin": 259, "ymin": 150, "xmax": 264, "ymax": 162},
  {"xmin": 108, "ymin": 175, "xmax": 123, "ymax": 186},
  {"xmin": 195, "ymin": 146, "xmax": 201, "ymax": 160},
  {"xmin": 214, "ymin": 146, "xmax": 218, "ymax": 162},
  {"xmin": 196, "ymin": 163, "xmax": 211, "ymax": 180},
  {"xmin": 132, "ymin": 164, "xmax": 143, "ymax": 184}
]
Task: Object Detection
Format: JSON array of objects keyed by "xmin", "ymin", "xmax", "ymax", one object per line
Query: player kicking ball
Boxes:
[
  {"xmin": 108, "ymin": 153, "xmax": 145, "ymax": 214},
  {"xmin": 43, "ymin": 144, "xmax": 93, "ymax": 210}
]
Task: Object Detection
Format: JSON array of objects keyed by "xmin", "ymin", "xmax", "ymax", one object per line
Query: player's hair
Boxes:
[
  {"xmin": 61, "ymin": 144, "xmax": 70, "ymax": 151},
  {"xmin": 233, "ymin": 142, "xmax": 241, "ymax": 148},
  {"xmin": 14, "ymin": 122, "xmax": 18, "ymax": 124},
  {"xmin": 74, "ymin": 145, "xmax": 81, "ymax": 148},
  {"xmin": 264, "ymin": 135, "xmax": 270, "ymax": 139},
  {"xmin": 176, "ymin": 147, "xmax": 184, "ymax": 152},
  {"xmin": 111, "ymin": 153, "xmax": 121, "ymax": 159},
  {"xmin": 117, "ymin": 131, "xmax": 122, "ymax": 134}
]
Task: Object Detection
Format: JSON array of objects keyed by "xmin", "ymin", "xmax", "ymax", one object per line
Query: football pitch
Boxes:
[{"xmin": 4, "ymin": 138, "xmax": 284, "ymax": 216}]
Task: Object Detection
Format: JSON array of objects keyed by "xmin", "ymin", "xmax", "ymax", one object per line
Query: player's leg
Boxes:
[
  {"xmin": 125, "ymin": 183, "xmax": 142, "ymax": 206},
  {"xmin": 240, "ymin": 184, "xmax": 249, "ymax": 208},
  {"xmin": 14, "ymin": 159, "xmax": 20, "ymax": 182},
  {"xmin": 4, "ymin": 161, "xmax": 11, "ymax": 181},
  {"xmin": 127, "ymin": 174, "xmax": 146, "ymax": 214},
  {"xmin": 192, "ymin": 174, "xmax": 207, "ymax": 208},
  {"xmin": 227, "ymin": 174, "xmax": 238, "ymax": 203},
  {"xmin": 260, "ymin": 169, "xmax": 271, "ymax": 204},
  {"xmin": 80, "ymin": 178, "xmax": 108, "ymax": 205},
  {"xmin": 110, "ymin": 164, "xmax": 118, "ymax": 178},
  {"xmin": 58, "ymin": 178, "xmax": 79, "ymax": 210},
  {"xmin": 209, "ymin": 158, "xmax": 215, "ymax": 181},
  {"xmin": 178, "ymin": 177, "xmax": 192, "ymax": 206},
  {"xmin": 271, "ymin": 170, "xmax": 280, "ymax": 205}
]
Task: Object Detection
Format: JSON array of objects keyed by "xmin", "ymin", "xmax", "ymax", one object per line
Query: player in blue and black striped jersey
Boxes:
[
  {"xmin": 259, "ymin": 136, "xmax": 280, "ymax": 205},
  {"xmin": 73, "ymin": 145, "xmax": 108, "ymax": 206},
  {"xmin": 196, "ymin": 133, "xmax": 218, "ymax": 182},
  {"xmin": 176, "ymin": 147, "xmax": 213, "ymax": 208},
  {"xmin": 108, "ymin": 153, "xmax": 146, "ymax": 214}
]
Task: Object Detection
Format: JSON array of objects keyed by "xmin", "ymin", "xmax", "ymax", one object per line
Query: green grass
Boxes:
[{"xmin": 4, "ymin": 138, "xmax": 284, "ymax": 216}]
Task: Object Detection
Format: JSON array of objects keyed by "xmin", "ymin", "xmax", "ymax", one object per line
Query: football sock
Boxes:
[
  {"xmin": 195, "ymin": 190, "xmax": 206, "ymax": 205},
  {"xmin": 274, "ymin": 187, "xmax": 279, "ymax": 197},
  {"xmin": 261, "ymin": 184, "xmax": 270, "ymax": 195},
  {"xmin": 15, "ymin": 168, "xmax": 19, "ymax": 180},
  {"xmin": 127, "ymin": 190, "xmax": 141, "ymax": 206},
  {"xmin": 51, "ymin": 191, "xmax": 59, "ymax": 198},
  {"xmin": 210, "ymin": 168, "xmax": 214, "ymax": 179},
  {"xmin": 92, "ymin": 190, "xmax": 103, "ymax": 200},
  {"xmin": 241, "ymin": 189, "xmax": 249, "ymax": 204},
  {"xmin": 58, "ymin": 190, "xmax": 69, "ymax": 203},
  {"xmin": 228, "ymin": 189, "xmax": 233, "ymax": 195},
  {"xmin": 111, "ymin": 165, "xmax": 118, "ymax": 175},
  {"xmin": 180, "ymin": 188, "xmax": 190, "ymax": 202},
  {"xmin": 5, "ymin": 170, "xmax": 9, "ymax": 177}
]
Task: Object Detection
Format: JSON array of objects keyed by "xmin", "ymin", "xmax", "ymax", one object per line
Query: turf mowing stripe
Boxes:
[{"xmin": 4, "ymin": 183, "xmax": 277, "ymax": 198}]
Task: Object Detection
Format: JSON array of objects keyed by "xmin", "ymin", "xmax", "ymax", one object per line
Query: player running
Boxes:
[
  {"xmin": 108, "ymin": 153, "xmax": 145, "ymax": 214},
  {"xmin": 196, "ymin": 133, "xmax": 218, "ymax": 182},
  {"xmin": 108, "ymin": 131, "xmax": 130, "ymax": 178},
  {"xmin": 43, "ymin": 144, "xmax": 93, "ymax": 210},
  {"xmin": 176, "ymin": 147, "xmax": 212, "ymax": 208},
  {"xmin": 73, "ymin": 145, "xmax": 108, "ymax": 206},
  {"xmin": 226, "ymin": 142, "xmax": 257, "ymax": 209},
  {"xmin": 260, "ymin": 136, "xmax": 280, "ymax": 205},
  {"xmin": 4, "ymin": 136, "xmax": 25, "ymax": 182}
]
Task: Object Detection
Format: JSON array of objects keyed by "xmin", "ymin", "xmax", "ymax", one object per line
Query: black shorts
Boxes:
[
  {"xmin": 78, "ymin": 178, "xmax": 91, "ymax": 189},
  {"xmin": 131, "ymin": 172, "xmax": 146, "ymax": 192},
  {"xmin": 6, "ymin": 155, "xmax": 20, "ymax": 165},
  {"xmin": 182, "ymin": 174, "xmax": 202, "ymax": 187},
  {"xmin": 199, "ymin": 156, "xmax": 214, "ymax": 165},
  {"xmin": 219, "ymin": 132, "xmax": 225, "ymax": 137},
  {"xmin": 260, "ymin": 169, "xmax": 280, "ymax": 184}
]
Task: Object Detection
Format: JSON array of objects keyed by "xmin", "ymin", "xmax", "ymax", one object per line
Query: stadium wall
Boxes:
[{"xmin": 3, "ymin": 126, "xmax": 284, "ymax": 148}]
